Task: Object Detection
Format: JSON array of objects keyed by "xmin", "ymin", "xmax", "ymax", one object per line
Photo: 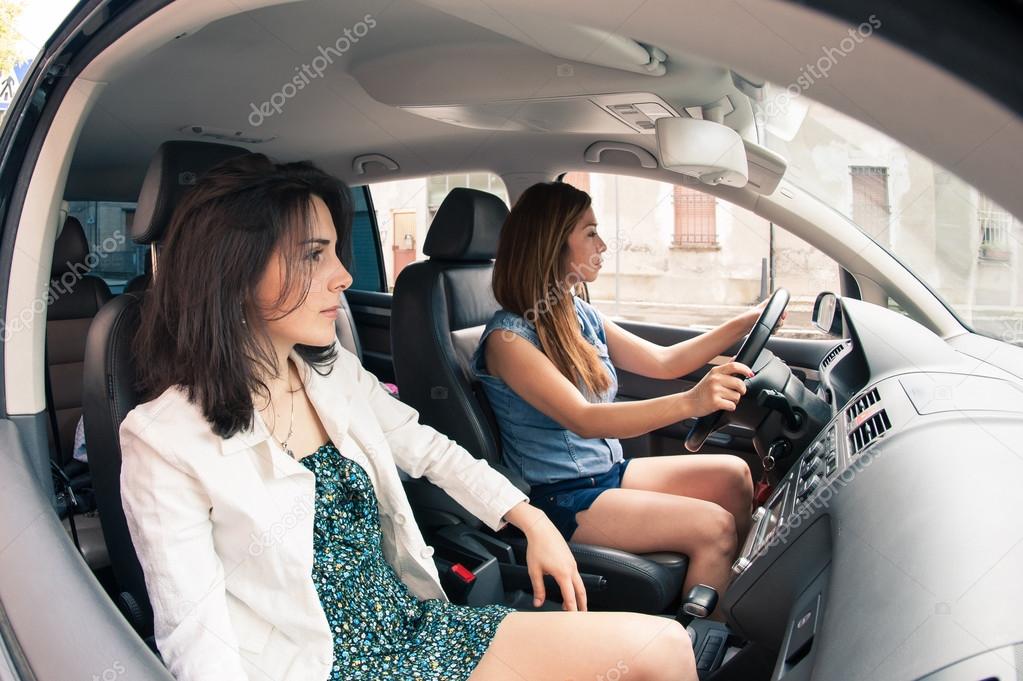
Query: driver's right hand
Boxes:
[{"xmin": 684, "ymin": 361, "xmax": 755, "ymax": 416}]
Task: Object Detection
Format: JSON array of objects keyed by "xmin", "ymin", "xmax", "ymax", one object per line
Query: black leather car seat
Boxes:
[
  {"xmin": 46, "ymin": 216, "xmax": 112, "ymax": 484},
  {"xmin": 83, "ymin": 141, "xmax": 253, "ymax": 637},
  {"xmin": 46, "ymin": 215, "xmax": 113, "ymax": 569},
  {"xmin": 83, "ymin": 141, "xmax": 372, "ymax": 637},
  {"xmin": 390, "ymin": 187, "xmax": 689, "ymax": 614}
]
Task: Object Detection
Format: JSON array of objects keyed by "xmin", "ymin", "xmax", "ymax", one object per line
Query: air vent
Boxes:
[
  {"xmin": 846, "ymin": 387, "xmax": 880, "ymax": 423},
  {"xmin": 821, "ymin": 344, "xmax": 845, "ymax": 370},
  {"xmin": 848, "ymin": 409, "xmax": 891, "ymax": 455}
]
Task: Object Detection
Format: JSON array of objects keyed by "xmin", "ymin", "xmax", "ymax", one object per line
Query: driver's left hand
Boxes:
[{"xmin": 742, "ymin": 297, "xmax": 788, "ymax": 333}]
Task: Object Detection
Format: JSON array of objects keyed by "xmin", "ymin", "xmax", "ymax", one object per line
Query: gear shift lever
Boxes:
[{"xmin": 677, "ymin": 584, "xmax": 719, "ymax": 642}]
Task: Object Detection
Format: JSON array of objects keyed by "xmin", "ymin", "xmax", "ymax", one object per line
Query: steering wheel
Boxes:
[{"xmin": 684, "ymin": 288, "xmax": 790, "ymax": 452}]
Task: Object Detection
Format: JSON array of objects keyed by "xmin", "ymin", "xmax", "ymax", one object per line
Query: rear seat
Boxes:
[
  {"xmin": 46, "ymin": 215, "xmax": 112, "ymax": 569},
  {"xmin": 46, "ymin": 216, "xmax": 110, "ymax": 481},
  {"xmin": 124, "ymin": 251, "xmax": 152, "ymax": 294}
]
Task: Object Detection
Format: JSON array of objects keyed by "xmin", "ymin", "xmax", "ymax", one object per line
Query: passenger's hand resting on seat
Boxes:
[{"xmin": 504, "ymin": 502, "xmax": 588, "ymax": 611}]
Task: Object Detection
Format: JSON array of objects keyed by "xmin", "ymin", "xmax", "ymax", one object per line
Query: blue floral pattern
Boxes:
[{"xmin": 299, "ymin": 440, "xmax": 513, "ymax": 680}]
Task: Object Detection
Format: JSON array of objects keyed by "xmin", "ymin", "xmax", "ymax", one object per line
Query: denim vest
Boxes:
[{"xmin": 471, "ymin": 296, "xmax": 624, "ymax": 486}]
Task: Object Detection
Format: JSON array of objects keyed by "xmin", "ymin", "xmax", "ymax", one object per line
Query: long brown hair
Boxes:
[
  {"xmin": 133, "ymin": 153, "xmax": 353, "ymax": 438},
  {"xmin": 492, "ymin": 181, "xmax": 611, "ymax": 398}
]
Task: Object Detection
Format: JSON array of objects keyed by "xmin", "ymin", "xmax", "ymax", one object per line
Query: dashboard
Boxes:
[{"xmin": 721, "ymin": 297, "xmax": 1023, "ymax": 680}]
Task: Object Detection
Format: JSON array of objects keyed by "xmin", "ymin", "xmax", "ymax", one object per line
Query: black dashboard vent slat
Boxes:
[
  {"xmin": 846, "ymin": 387, "xmax": 880, "ymax": 424},
  {"xmin": 848, "ymin": 405, "xmax": 891, "ymax": 456},
  {"xmin": 821, "ymin": 344, "xmax": 845, "ymax": 370}
]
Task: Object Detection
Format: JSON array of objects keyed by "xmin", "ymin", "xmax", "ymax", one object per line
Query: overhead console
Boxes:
[{"xmin": 399, "ymin": 92, "xmax": 680, "ymax": 135}]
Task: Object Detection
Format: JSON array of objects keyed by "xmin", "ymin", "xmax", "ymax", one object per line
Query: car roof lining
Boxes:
[
  {"xmin": 67, "ymin": 0, "xmax": 757, "ymax": 200},
  {"xmin": 9, "ymin": 0, "xmax": 1000, "ymax": 415},
  {"xmin": 63, "ymin": 0, "xmax": 1022, "ymax": 224}
]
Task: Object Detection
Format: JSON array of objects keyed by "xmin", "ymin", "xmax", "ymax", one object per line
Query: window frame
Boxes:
[
  {"xmin": 362, "ymin": 173, "xmax": 509, "ymax": 291},
  {"xmin": 347, "ymin": 184, "xmax": 388, "ymax": 293},
  {"xmin": 556, "ymin": 170, "xmax": 845, "ymax": 338}
]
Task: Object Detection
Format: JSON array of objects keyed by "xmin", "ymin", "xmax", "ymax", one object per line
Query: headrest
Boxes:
[
  {"xmin": 423, "ymin": 187, "xmax": 508, "ymax": 261},
  {"xmin": 132, "ymin": 141, "xmax": 249, "ymax": 244},
  {"xmin": 51, "ymin": 216, "xmax": 90, "ymax": 278}
]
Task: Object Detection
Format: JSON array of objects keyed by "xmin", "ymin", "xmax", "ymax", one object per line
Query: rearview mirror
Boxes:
[
  {"xmin": 812, "ymin": 292, "xmax": 842, "ymax": 335},
  {"xmin": 655, "ymin": 117, "xmax": 748, "ymax": 187}
]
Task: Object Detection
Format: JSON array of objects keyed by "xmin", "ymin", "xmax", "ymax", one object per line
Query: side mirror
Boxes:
[{"xmin": 812, "ymin": 292, "xmax": 842, "ymax": 335}]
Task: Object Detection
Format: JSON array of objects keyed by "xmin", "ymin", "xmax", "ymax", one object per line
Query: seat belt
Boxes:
[
  {"xmin": 42, "ymin": 341, "xmax": 63, "ymax": 464},
  {"xmin": 43, "ymin": 340, "xmax": 83, "ymax": 555}
]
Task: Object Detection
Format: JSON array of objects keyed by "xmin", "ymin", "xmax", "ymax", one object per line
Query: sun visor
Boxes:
[{"xmin": 417, "ymin": 0, "xmax": 667, "ymax": 76}]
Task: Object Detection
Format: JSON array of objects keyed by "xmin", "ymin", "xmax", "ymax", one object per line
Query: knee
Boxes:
[
  {"xmin": 629, "ymin": 618, "xmax": 695, "ymax": 681},
  {"xmin": 702, "ymin": 505, "xmax": 738, "ymax": 558},
  {"xmin": 729, "ymin": 457, "xmax": 754, "ymax": 500}
]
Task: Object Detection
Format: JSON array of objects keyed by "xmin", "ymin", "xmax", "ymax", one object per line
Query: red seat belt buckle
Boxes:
[{"xmin": 451, "ymin": 563, "xmax": 476, "ymax": 584}]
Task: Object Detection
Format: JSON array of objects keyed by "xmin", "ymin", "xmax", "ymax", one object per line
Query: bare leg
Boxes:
[
  {"xmin": 469, "ymin": 610, "xmax": 696, "ymax": 681},
  {"xmin": 621, "ymin": 454, "xmax": 755, "ymax": 547},
  {"xmin": 570, "ymin": 488, "xmax": 738, "ymax": 613}
]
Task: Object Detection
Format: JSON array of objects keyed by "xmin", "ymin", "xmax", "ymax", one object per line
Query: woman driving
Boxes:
[
  {"xmin": 119, "ymin": 155, "xmax": 696, "ymax": 681},
  {"xmin": 473, "ymin": 181, "xmax": 775, "ymax": 611}
]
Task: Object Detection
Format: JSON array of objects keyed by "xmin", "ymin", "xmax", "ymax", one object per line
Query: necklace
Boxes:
[{"xmin": 270, "ymin": 362, "xmax": 298, "ymax": 459}]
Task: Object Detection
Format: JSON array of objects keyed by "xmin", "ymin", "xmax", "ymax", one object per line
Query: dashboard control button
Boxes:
[
  {"xmin": 797, "ymin": 475, "xmax": 822, "ymax": 501},
  {"xmin": 785, "ymin": 595, "xmax": 821, "ymax": 665}
]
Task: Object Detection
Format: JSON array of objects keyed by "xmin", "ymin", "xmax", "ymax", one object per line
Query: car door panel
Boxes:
[{"xmin": 0, "ymin": 417, "xmax": 173, "ymax": 680}]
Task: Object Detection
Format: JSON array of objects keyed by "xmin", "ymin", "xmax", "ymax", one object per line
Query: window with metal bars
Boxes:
[
  {"xmin": 672, "ymin": 184, "xmax": 717, "ymax": 246},
  {"xmin": 850, "ymin": 166, "xmax": 891, "ymax": 247},
  {"xmin": 978, "ymin": 194, "xmax": 1012, "ymax": 262}
]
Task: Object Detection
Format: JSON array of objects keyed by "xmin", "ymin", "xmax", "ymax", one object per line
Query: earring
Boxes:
[{"xmin": 240, "ymin": 302, "xmax": 247, "ymax": 326}]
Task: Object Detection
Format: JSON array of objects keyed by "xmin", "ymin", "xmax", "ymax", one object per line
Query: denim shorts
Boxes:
[{"xmin": 528, "ymin": 459, "xmax": 632, "ymax": 542}]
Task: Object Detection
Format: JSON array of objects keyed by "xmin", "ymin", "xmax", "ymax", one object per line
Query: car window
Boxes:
[
  {"xmin": 364, "ymin": 173, "xmax": 508, "ymax": 291},
  {"xmin": 560, "ymin": 172, "xmax": 841, "ymax": 338},
  {"xmin": 758, "ymin": 88, "xmax": 1023, "ymax": 346},
  {"xmin": 64, "ymin": 200, "xmax": 144, "ymax": 294}
]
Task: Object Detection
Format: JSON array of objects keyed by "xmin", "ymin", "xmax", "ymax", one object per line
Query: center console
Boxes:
[
  {"xmin": 733, "ymin": 422, "xmax": 841, "ymax": 577},
  {"xmin": 720, "ymin": 375, "xmax": 911, "ymax": 679}
]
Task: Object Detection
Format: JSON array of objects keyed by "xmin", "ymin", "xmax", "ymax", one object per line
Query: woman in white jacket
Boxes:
[{"xmin": 119, "ymin": 153, "xmax": 695, "ymax": 681}]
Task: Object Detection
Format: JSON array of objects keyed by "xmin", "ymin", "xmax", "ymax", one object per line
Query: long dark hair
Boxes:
[
  {"xmin": 133, "ymin": 153, "xmax": 353, "ymax": 439},
  {"xmin": 492, "ymin": 181, "xmax": 611, "ymax": 398}
]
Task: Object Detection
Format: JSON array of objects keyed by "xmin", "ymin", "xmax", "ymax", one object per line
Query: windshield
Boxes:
[{"xmin": 757, "ymin": 85, "xmax": 1023, "ymax": 347}]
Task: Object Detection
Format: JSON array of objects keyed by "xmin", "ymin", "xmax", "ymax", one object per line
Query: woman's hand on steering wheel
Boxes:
[
  {"xmin": 684, "ymin": 361, "xmax": 755, "ymax": 417},
  {"xmin": 742, "ymin": 298, "xmax": 788, "ymax": 333}
]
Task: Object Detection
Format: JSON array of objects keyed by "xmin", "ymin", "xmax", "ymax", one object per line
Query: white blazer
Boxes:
[{"xmin": 118, "ymin": 340, "xmax": 529, "ymax": 681}]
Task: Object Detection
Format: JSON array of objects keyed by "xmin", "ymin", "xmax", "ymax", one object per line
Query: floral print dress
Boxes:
[{"xmin": 298, "ymin": 439, "xmax": 513, "ymax": 680}]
